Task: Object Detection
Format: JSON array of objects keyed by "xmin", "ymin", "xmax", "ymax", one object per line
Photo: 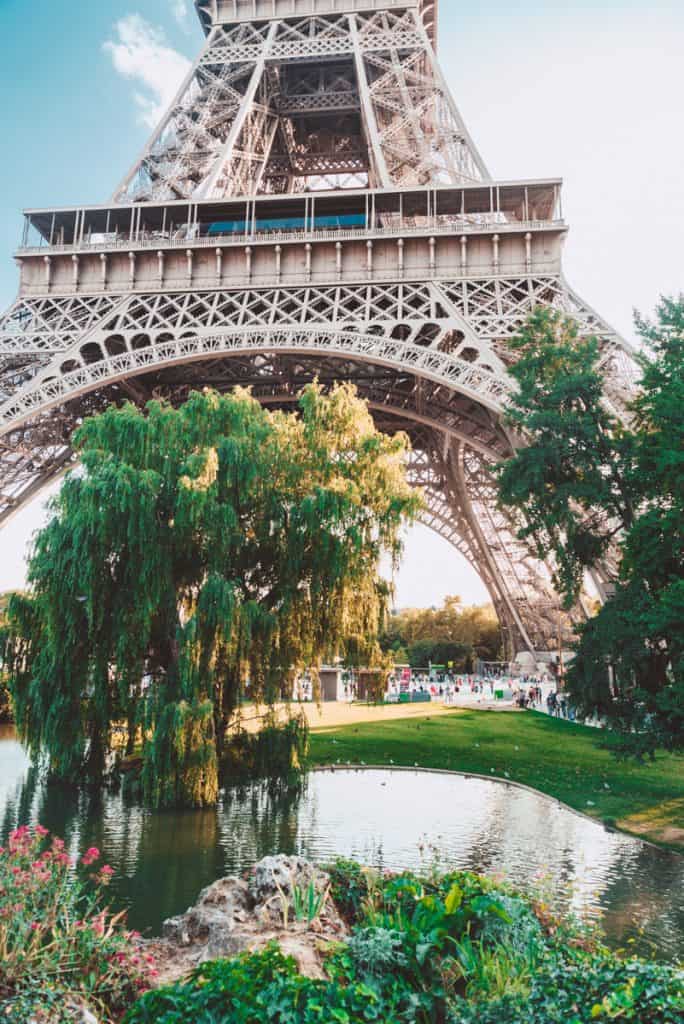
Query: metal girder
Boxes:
[
  {"xmin": 113, "ymin": 6, "xmax": 486, "ymax": 202},
  {"xmin": 0, "ymin": 4, "xmax": 641, "ymax": 655}
]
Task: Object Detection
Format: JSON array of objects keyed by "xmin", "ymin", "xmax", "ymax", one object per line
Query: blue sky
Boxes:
[{"xmin": 0, "ymin": 0, "xmax": 682, "ymax": 605}]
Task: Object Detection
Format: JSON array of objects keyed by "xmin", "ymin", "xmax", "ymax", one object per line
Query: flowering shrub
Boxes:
[{"xmin": 0, "ymin": 826, "xmax": 156, "ymax": 1023}]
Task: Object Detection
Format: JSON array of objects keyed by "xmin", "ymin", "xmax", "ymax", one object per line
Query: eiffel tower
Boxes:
[{"xmin": 0, "ymin": 0, "xmax": 639, "ymax": 658}]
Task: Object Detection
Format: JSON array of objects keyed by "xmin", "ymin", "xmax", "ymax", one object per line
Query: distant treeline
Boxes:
[{"xmin": 380, "ymin": 596, "xmax": 502, "ymax": 671}]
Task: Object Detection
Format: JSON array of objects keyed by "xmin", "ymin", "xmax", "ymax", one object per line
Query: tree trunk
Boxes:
[
  {"xmin": 86, "ymin": 725, "xmax": 106, "ymax": 784},
  {"xmin": 125, "ymin": 702, "xmax": 137, "ymax": 757}
]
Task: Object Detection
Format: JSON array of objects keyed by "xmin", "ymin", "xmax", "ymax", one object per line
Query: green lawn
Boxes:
[{"xmin": 308, "ymin": 708, "xmax": 684, "ymax": 850}]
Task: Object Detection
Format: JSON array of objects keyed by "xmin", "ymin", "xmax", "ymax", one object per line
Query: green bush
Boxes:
[
  {"xmin": 124, "ymin": 943, "xmax": 403, "ymax": 1024},
  {"xmin": 223, "ymin": 712, "xmax": 309, "ymax": 783},
  {"xmin": 0, "ymin": 826, "xmax": 155, "ymax": 1023},
  {"xmin": 449, "ymin": 950, "xmax": 684, "ymax": 1023},
  {"xmin": 326, "ymin": 858, "xmax": 375, "ymax": 921},
  {"xmin": 125, "ymin": 861, "xmax": 683, "ymax": 1024}
]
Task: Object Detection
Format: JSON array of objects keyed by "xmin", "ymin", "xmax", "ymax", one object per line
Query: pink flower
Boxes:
[
  {"xmin": 30, "ymin": 922, "xmax": 40, "ymax": 931},
  {"xmin": 34, "ymin": 825, "xmax": 49, "ymax": 838},
  {"xmin": 96, "ymin": 864, "xmax": 115, "ymax": 885},
  {"xmin": 8, "ymin": 827, "xmax": 31, "ymax": 853},
  {"xmin": 81, "ymin": 847, "xmax": 101, "ymax": 867}
]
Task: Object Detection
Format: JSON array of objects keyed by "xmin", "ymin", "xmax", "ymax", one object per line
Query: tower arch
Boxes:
[{"xmin": 0, "ymin": 0, "xmax": 638, "ymax": 655}]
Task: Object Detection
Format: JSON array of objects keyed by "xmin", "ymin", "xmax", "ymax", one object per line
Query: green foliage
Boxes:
[
  {"xmin": 329, "ymin": 869, "xmax": 515, "ymax": 1020},
  {"xmin": 1, "ymin": 385, "xmax": 419, "ymax": 805},
  {"xmin": 380, "ymin": 596, "xmax": 502, "ymax": 667},
  {"xmin": 344, "ymin": 926, "xmax": 408, "ymax": 977},
  {"xmin": 0, "ymin": 592, "xmax": 15, "ymax": 723},
  {"xmin": 326, "ymin": 858, "xmax": 375, "ymax": 922},
  {"xmin": 498, "ymin": 306, "xmax": 635, "ymax": 605},
  {"xmin": 453, "ymin": 933, "xmax": 537, "ymax": 1002},
  {"xmin": 407, "ymin": 639, "xmax": 471, "ymax": 671},
  {"xmin": 498, "ymin": 299, "xmax": 684, "ymax": 754},
  {"xmin": 568, "ymin": 298, "xmax": 684, "ymax": 754},
  {"xmin": 125, "ymin": 861, "xmax": 683, "ymax": 1024},
  {"xmin": 224, "ymin": 712, "xmax": 310, "ymax": 783},
  {"xmin": 124, "ymin": 943, "xmax": 400, "ymax": 1024},
  {"xmin": 449, "ymin": 950, "xmax": 684, "ymax": 1023},
  {"xmin": 0, "ymin": 825, "xmax": 154, "ymax": 1023},
  {"xmin": 0, "ymin": 675, "xmax": 11, "ymax": 724},
  {"xmin": 291, "ymin": 880, "xmax": 328, "ymax": 924}
]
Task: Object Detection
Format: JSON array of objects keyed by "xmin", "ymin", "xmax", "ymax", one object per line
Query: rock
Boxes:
[
  {"xmin": 151, "ymin": 856, "xmax": 348, "ymax": 987},
  {"xmin": 163, "ymin": 876, "xmax": 252, "ymax": 949},
  {"xmin": 251, "ymin": 854, "xmax": 328, "ymax": 903}
]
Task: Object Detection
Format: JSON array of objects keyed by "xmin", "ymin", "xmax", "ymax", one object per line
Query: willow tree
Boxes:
[{"xmin": 2, "ymin": 385, "xmax": 420, "ymax": 806}]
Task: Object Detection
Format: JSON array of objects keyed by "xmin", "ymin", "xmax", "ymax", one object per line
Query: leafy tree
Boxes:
[
  {"xmin": 1, "ymin": 385, "xmax": 420, "ymax": 805},
  {"xmin": 407, "ymin": 640, "xmax": 471, "ymax": 672},
  {"xmin": 0, "ymin": 592, "xmax": 15, "ymax": 723},
  {"xmin": 569, "ymin": 299, "xmax": 684, "ymax": 752},
  {"xmin": 498, "ymin": 307, "xmax": 635, "ymax": 604},
  {"xmin": 380, "ymin": 597, "xmax": 502, "ymax": 667},
  {"xmin": 498, "ymin": 299, "xmax": 684, "ymax": 754},
  {"xmin": 389, "ymin": 646, "xmax": 409, "ymax": 666}
]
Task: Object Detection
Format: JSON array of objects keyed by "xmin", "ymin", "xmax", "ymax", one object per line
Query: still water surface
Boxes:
[{"xmin": 1, "ymin": 726, "xmax": 682, "ymax": 961}]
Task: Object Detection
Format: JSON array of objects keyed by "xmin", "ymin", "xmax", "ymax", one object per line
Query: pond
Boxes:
[{"xmin": 1, "ymin": 726, "xmax": 682, "ymax": 961}]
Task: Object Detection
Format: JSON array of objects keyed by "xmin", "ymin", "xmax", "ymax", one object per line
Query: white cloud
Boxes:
[
  {"xmin": 171, "ymin": 0, "xmax": 190, "ymax": 29},
  {"xmin": 103, "ymin": 15, "xmax": 191, "ymax": 129}
]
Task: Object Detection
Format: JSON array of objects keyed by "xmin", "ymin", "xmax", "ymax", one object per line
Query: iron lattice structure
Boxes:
[{"xmin": 0, "ymin": 0, "xmax": 639, "ymax": 656}]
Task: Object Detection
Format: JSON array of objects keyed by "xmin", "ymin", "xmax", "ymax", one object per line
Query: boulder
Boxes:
[
  {"xmin": 151, "ymin": 855, "xmax": 347, "ymax": 986},
  {"xmin": 163, "ymin": 876, "xmax": 252, "ymax": 954}
]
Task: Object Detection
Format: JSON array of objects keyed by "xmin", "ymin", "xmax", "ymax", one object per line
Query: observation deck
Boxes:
[
  {"xmin": 195, "ymin": 0, "xmax": 437, "ymax": 47},
  {"xmin": 15, "ymin": 180, "xmax": 565, "ymax": 301}
]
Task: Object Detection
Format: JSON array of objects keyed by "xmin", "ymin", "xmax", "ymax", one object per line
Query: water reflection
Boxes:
[{"xmin": 0, "ymin": 728, "xmax": 682, "ymax": 961}]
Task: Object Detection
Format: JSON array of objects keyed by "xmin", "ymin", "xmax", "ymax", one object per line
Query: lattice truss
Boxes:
[
  {"xmin": 0, "ymin": 275, "xmax": 637, "ymax": 415},
  {"xmin": 113, "ymin": 7, "xmax": 487, "ymax": 202},
  {"xmin": 0, "ymin": 267, "xmax": 639, "ymax": 653},
  {"xmin": 0, "ymin": 2, "xmax": 643, "ymax": 653},
  {"xmin": 396, "ymin": 429, "xmax": 575, "ymax": 654}
]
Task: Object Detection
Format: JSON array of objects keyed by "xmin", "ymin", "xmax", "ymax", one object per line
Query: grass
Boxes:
[{"xmin": 307, "ymin": 707, "xmax": 684, "ymax": 850}]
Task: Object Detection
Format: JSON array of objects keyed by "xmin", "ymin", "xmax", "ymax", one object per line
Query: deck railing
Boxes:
[{"xmin": 17, "ymin": 219, "xmax": 565, "ymax": 258}]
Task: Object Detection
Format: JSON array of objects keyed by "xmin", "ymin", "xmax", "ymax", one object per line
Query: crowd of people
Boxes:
[
  {"xmin": 296, "ymin": 665, "xmax": 579, "ymax": 720},
  {"xmin": 381, "ymin": 668, "xmax": 577, "ymax": 718}
]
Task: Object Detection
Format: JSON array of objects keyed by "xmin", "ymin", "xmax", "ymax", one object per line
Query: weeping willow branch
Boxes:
[{"xmin": 2, "ymin": 384, "xmax": 421, "ymax": 807}]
